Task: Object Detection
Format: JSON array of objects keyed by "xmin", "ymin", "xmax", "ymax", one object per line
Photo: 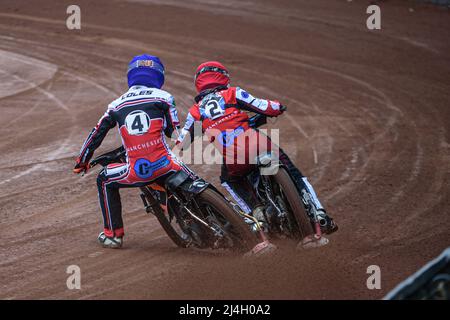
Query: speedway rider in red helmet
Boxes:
[
  {"xmin": 177, "ymin": 61, "xmax": 337, "ymax": 240},
  {"xmin": 73, "ymin": 54, "xmax": 191, "ymax": 249}
]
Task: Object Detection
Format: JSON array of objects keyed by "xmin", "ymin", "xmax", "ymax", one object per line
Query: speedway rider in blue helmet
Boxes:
[{"xmin": 74, "ymin": 54, "xmax": 190, "ymax": 248}]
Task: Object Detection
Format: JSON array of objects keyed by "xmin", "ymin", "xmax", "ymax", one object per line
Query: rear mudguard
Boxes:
[{"xmin": 165, "ymin": 170, "xmax": 214, "ymax": 200}]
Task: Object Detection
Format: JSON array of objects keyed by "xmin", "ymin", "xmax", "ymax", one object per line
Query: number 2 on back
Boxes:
[{"xmin": 204, "ymin": 100, "xmax": 225, "ymax": 119}]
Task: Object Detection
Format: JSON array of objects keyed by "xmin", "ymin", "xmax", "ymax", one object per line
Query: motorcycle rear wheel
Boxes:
[
  {"xmin": 196, "ymin": 188, "xmax": 259, "ymax": 251},
  {"xmin": 141, "ymin": 187, "xmax": 191, "ymax": 248}
]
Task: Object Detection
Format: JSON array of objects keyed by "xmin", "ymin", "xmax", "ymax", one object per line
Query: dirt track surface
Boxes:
[{"xmin": 0, "ymin": 0, "xmax": 449, "ymax": 299}]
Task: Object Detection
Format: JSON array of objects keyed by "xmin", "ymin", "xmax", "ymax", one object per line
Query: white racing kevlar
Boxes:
[
  {"xmin": 302, "ymin": 177, "xmax": 324, "ymax": 210},
  {"xmin": 221, "ymin": 182, "xmax": 252, "ymax": 214}
]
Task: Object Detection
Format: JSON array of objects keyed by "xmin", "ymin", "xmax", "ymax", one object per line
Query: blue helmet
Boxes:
[{"xmin": 127, "ymin": 54, "xmax": 165, "ymax": 89}]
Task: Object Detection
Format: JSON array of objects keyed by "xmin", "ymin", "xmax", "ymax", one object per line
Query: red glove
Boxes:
[
  {"xmin": 270, "ymin": 101, "xmax": 285, "ymax": 116},
  {"xmin": 73, "ymin": 159, "xmax": 89, "ymax": 174}
]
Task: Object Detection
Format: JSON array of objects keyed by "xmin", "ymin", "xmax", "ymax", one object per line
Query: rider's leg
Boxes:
[
  {"xmin": 277, "ymin": 148, "xmax": 322, "ymax": 207},
  {"xmin": 220, "ymin": 162, "xmax": 270, "ymax": 230},
  {"xmin": 253, "ymin": 129, "xmax": 337, "ymax": 234},
  {"xmin": 221, "ymin": 129, "xmax": 269, "ymax": 214},
  {"xmin": 221, "ymin": 163, "xmax": 276, "ymax": 254},
  {"xmin": 96, "ymin": 163, "xmax": 129, "ymax": 248},
  {"xmin": 277, "ymin": 146, "xmax": 337, "ymax": 234},
  {"xmin": 96, "ymin": 155, "xmax": 190, "ymax": 248},
  {"xmin": 220, "ymin": 163, "xmax": 259, "ymax": 214}
]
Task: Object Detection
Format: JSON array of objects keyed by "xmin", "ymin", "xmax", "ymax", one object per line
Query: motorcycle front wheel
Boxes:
[{"xmin": 271, "ymin": 167, "xmax": 315, "ymax": 240}]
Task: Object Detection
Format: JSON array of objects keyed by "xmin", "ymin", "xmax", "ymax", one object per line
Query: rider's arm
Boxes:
[
  {"xmin": 162, "ymin": 95, "xmax": 181, "ymax": 139},
  {"xmin": 75, "ymin": 106, "xmax": 117, "ymax": 168},
  {"xmin": 176, "ymin": 105, "xmax": 201, "ymax": 149},
  {"xmin": 235, "ymin": 87, "xmax": 283, "ymax": 117}
]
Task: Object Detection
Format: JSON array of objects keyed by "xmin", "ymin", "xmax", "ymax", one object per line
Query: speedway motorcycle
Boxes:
[{"xmin": 88, "ymin": 147, "xmax": 259, "ymax": 252}]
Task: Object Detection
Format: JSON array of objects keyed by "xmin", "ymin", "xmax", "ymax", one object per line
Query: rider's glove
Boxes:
[
  {"xmin": 73, "ymin": 159, "xmax": 89, "ymax": 174},
  {"xmin": 270, "ymin": 101, "xmax": 286, "ymax": 116}
]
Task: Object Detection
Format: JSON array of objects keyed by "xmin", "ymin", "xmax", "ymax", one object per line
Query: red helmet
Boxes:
[{"xmin": 194, "ymin": 61, "xmax": 230, "ymax": 93}]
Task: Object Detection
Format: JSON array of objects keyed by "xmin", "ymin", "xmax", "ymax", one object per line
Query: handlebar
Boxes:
[{"xmin": 89, "ymin": 146, "xmax": 126, "ymax": 168}]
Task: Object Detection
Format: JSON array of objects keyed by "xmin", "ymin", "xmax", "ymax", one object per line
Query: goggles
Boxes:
[
  {"xmin": 127, "ymin": 59, "xmax": 165, "ymax": 74},
  {"xmin": 194, "ymin": 66, "xmax": 229, "ymax": 81}
]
